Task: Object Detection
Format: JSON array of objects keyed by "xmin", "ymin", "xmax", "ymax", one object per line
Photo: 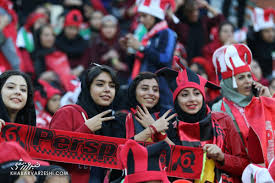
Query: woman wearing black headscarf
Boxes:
[
  {"xmin": 0, "ymin": 70, "xmax": 36, "ymax": 131},
  {"xmin": 158, "ymin": 60, "xmax": 249, "ymax": 182},
  {"xmin": 32, "ymin": 24, "xmax": 76, "ymax": 92},
  {"xmin": 55, "ymin": 9, "xmax": 89, "ymax": 74},
  {"xmin": 125, "ymin": 72, "xmax": 175, "ymax": 143},
  {"xmin": 49, "ymin": 64, "xmax": 123, "ymax": 183}
]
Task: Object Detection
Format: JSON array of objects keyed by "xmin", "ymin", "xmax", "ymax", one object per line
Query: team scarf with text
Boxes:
[{"xmin": 0, "ymin": 122, "xmax": 204, "ymax": 179}]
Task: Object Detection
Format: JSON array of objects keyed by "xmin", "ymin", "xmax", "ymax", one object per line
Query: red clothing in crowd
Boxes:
[
  {"xmin": 36, "ymin": 111, "xmax": 52, "ymax": 128},
  {"xmin": 49, "ymin": 104, "xmax": 91, "ymax": 183},
  {"xmin": 210, "ymin": 112, "xmax": 250, "ymax": 182},
  {"xmin": 44, "ymin": 51, "xmax": 78, "ymax": 92},
  {"xmin": 0, "ymin": 0, "xmax": 21, "ymax": 71},
  {"xmin": 202, "ymin": 40, "xmax": 223, "ymax": 82}
]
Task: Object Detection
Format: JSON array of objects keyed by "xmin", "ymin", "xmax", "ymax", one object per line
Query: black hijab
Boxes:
[
  {"xmin": 0, "ymin": 70, "xmax": 36, "ymax": 126},
  {"xmin": 128, "ymin": 72, "xmax": 161, "ymax": 113},
  {"xmin": 76, "ymin": 65, "xmax": 120, "ymax": 135},
  {"xmin": 31, "ymin": 25, "xmax": 56, "ymax": 76}
]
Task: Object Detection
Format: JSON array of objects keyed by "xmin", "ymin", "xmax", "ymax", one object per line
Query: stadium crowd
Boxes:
[{"xmin": 0, "ymin": 0, "xmax": 275, "ymax": 182}]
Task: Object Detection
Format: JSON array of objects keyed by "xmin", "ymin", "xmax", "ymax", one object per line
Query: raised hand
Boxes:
[
  {"xmin": 135, "ymin": 105, "xmax": 155, "ymax": 128},
  {"xmin": 253, "ymin": 81, "xmax": 272, "ymax": 97},
  {"xmin": 196, "ymin": 0, "xmax": 209, "ymax": 9},
  {"xmin": 125, "ymin": 34, "xmax": 141, "ymax": 50},
  {"xmin": 84, "ymin": 109, "xmax": 115, "ymax": 132},
  {"xmin": 153, "ymin": 109, "xmax": 176, "ymax": 132},
  {"xmin": 203, "ymin": 144, "xmax": 224, "ymax": 162},
  {"xmin": 119, "ymin": 37, "xmax": 128, "ymax": 50}
]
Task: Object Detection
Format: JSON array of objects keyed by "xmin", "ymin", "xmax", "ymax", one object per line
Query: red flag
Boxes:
[{"xmin": 245, "ymin": 96, "xmax": 275, "ymax": 167}]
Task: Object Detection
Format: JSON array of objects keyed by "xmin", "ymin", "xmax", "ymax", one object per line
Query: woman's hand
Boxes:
[
  {"xmin": 135, "ymin": 105, "xmax": 155, "ymax": 128},
  {"xmin": 196, "ymin": 0, "xmax": 218, "ymax": 16},
  {"xmin": 112, "ymin": 59, "xmax": 128, "ymax": 71},
  {"xmin": 203, "ymin": 144, "xmax": 224, "ymax": 162},
  {"xmin": 71, "ymin": 65, "xmax": 84, "ymax": 77},
  {"xmin": 0, "ymin": 119, "xmax": 5, "ymax": 133},
  {"xmin": 125, "ymin": 34, "xmax": 141, "ymax": 51},
  {"xmin": 196, "ymin": 0, "xmax": 209, "ymax": 9},
  {"xmin": 119, "ymin": 37, "xmax": 128, "ymax": 50},
  {"xmin": 39, "ymin": 71, "xmax": 57, "ymax": 82},
  {"xmin": 0, "ymin": 15, "xmax": 10, "ymax": 30},
  {"xmin": 102, "ymin": 49, "xmax": 119, "ymax": 61},
  {"xmin": 84, "ymin": 109, "xmax": 115, "ymax": 132},
  {"xmin": 153, "ymin": 110, "xmax": 176, "ymax": 132},
  {"xmin": 253, "ymin": 81, "xmax": 272, "ymax": 97}
]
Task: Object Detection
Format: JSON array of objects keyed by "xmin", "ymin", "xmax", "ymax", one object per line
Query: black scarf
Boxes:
[
  {"xmin": 186, "ymin": 20, "xmax": 204, "ymax": 61},
  {"xmin": 175, "ymin": 99, "xmax": 207, "ymax": 123},
  {"xmin": 32, "ymin": 46, "xmax": 56, "ymax": 77}
]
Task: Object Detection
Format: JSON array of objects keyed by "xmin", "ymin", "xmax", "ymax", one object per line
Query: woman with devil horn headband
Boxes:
[{"xmin": 157, "ymin": 56, "xmax": 249, "ymax": 182}]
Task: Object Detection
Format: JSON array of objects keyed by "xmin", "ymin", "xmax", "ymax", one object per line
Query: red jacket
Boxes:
[
  {"xmin": 0, "ymin": 0, "xmax": 22, "ymax": 71},
  {"xmin": 202, "ymin": 40, "xmax": 223, "ymax": 82},
  {"xmin": 49, "ymin": 104, "xmax": 91, "ymax": 183},
  {"xmin": 211, "ymin": 112, "xmax": 249, "ymax": 182},
  {"xmin": 45, "ymin": 51, "xmax": 78, "ymax": 92}
]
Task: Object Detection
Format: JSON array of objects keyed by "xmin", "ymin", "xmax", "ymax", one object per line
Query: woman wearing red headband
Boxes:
[{"xmin": 158, "ymin": 57, "xmax": 249, "ymax": 182}]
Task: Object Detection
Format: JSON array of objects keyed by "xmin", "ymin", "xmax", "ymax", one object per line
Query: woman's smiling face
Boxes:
[
  {"xmin": 135, "ymin": 78, "xmax": 160, "ymax": 109},
  {"xmin": 1, "ymin": 75, "xmax": 28, "ymax": 113},
  {"xmin": 90, "ymin": 72, "xmax": 116, "ymax": 106},
  {"xmin": 177, "ymin": 88, "xmax": 203, "ymax": 114}
]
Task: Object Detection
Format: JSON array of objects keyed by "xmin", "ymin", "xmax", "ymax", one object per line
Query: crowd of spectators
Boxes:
[{"xmin": 0, "ymin": 0, "xmax": 275, "ymax": 183}]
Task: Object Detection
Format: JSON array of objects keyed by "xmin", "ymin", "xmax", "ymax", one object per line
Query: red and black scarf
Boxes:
[
  {"xmin": 177, "ymin": 113, "xmax": 224, "ymax": 150},
  {"xmin": 221, "ymin": 97, "xmax": 249, "ymax": 147},
  {"xmin": 0, "ymin": 122, "xmax": 205, "ymax": 179},
  {"xmin": 131, "ymin": 21, "xmax": 168, "ymax": 79}
]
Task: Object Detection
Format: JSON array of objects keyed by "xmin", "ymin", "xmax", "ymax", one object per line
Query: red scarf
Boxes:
[
  {"xmin": 177, "ymin": 113, "xmax": 237, "ymax": 182},
  {"xmin": 245, "ymin": 97, "xmax": 275, "ymax": 167},
  {"xmin": 0, "ymin": 122, "xmax": 204, "ymax": 179},
  {"xmin": 222, "ymin": 97, "xmax": 249, "ymax": 147},
  {"xmin": 177, "ymin": 113, "xmax": 224, "ymax": 150},
  {"xmin": 131, "ymin": 21, "xmax": 168, "ymax": 79}
]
